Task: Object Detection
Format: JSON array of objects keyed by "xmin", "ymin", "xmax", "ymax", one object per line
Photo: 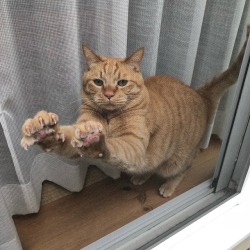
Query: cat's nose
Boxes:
[{"xmin": 104, "ymin": 90, "xmax": 115, "ymax": 100}]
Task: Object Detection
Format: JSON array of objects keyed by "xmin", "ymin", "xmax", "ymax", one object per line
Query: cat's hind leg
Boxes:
[
  {"xmin": 157, "ymin": 146, "xmax": 200, "ymax": 198},
  {"xmin": 156, "ymin": 153, "xmax": 195, "ymax": 197},
  {"xmin": 130, "ymin": 173, "xmax": 152, "ymax": 185},
  {"xmin": 159, "ymin": 172, "xmax": 186, "ymax": 198}
]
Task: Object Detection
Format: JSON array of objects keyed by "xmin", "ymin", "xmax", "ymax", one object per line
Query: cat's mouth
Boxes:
[{"xmin": 97, "ymin": 99, "xmax": 127, "ymax": 111}]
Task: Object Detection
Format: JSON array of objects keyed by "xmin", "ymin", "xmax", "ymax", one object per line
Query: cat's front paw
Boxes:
[
  {"xmin": 21, "ymin": 111, "xmax": 63, "ymax": 150},
  {"xmin": 71, "ymin": 121, "xmax": 103, "ymax": 148}
]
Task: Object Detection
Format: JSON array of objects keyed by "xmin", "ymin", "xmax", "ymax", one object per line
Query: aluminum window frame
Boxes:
[{"xmin": 213, "ymin": 38, "xmax": 250, "ymax": 192}]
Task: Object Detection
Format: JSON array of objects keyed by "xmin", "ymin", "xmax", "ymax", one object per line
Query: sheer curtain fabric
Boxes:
[{"xmin": 0, "ymin": 0, "xmax": 249, "ymax": 249}]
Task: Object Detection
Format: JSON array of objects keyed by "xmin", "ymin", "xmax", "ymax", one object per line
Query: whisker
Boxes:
[{"xmin": 69, "ymin": 98, "xmax": 84, "ymax": 106}]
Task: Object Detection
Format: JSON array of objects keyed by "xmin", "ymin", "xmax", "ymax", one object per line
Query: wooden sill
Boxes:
[{"xmin": 13, "ymin": 136, "xmax": 221, "ymax": 250}]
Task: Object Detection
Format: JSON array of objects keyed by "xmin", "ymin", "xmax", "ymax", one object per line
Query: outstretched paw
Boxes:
[
  {"xmin": 71, "ymin": 121, "xmax": 103, "ymax": 148},
  {"xmin": 20, "ymin": 110, "xmax": 63, "ymax": 150}
]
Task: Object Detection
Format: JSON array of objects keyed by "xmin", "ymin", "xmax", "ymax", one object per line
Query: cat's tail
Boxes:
[{"xmin": 196, "ymin": 24, "xmax": 250, "ymax": 121}]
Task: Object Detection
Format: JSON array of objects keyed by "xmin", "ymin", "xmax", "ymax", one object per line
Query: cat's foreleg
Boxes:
[{"xmin": 72, "ymin": 121, "xmax": 148, "ymax": 172}]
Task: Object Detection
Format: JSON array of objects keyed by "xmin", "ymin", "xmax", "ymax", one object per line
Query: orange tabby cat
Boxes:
[{"xmin": 21, "ymin": 26, "xmax": 249, "ymax": 197}]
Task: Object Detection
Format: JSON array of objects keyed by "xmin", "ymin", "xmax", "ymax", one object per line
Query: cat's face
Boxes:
[{"xmin": 82, "ymin": 46, "xmax": 145, "ymax": 112}]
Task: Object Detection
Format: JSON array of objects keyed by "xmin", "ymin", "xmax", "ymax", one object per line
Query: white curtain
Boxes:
[{"xmin": 0, "ymin": 0, "xmax": 249, "ymax": 248}]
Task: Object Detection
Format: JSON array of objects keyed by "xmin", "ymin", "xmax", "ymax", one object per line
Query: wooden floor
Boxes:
[{"xmin": 13, "ymin": 136, "xmax": 221, "ymax": 250}]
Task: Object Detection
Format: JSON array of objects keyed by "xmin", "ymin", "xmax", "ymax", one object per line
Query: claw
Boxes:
[
  {"xmin": 56, "ymin": 132, "xmax": 65, "ymax": 142},
  {"xmin": 25, "ymin": 127, "xmax": 31, "ymax": 136},
  {"xmin": 59, "ymin": 133, "xmax": 65, "ymax": 142},
  {"xmin": 21, "ymin": 136, "xmax": 38, "ymax": 150},
  {"xmin": 80, "ymin": 134, "xmax": 87, "ymax": 139},
  {"xmin": 38, "ymin": 116, "xmax": 45, "ymax": 126},
  {"xmin": 51, "ymin": 114, "xmax": 57, "ymax": 124},
  {"xmin": 47, "ymin": 128, "xmax": 55, "ymax": 135},
  {"xmin": 61, "ymin": 135, "xmax": 65, "ymax": 142},
  {"xmin": 71, "ymin": 138, "xmax": 84, "ymax": 148},
  {"xmin": 75, "ymin": 128, "xmax": 80, "ymax": 139}
]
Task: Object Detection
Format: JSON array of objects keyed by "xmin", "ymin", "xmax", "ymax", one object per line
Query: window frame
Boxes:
[
  {"xmin": 213, "ymin": 40, "xmax": 250, "ymax": 192},
  {"xmin": 84, "ymin": 40, "xmax": 250, "ymax": 250}
]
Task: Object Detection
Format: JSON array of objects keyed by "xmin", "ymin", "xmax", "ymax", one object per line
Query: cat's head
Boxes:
[{"xmin": 82, "ymin": 46, "xmax": 146, "ymax": 112}]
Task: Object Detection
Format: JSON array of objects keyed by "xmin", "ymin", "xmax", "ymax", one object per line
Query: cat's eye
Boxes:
[
  {"xmin": 93, "ymin": 79, "xmax": 104, "ymax": 86},
  {"xmin": 117, "ymin": 79, "xmax": 128, "ymax": 86}
]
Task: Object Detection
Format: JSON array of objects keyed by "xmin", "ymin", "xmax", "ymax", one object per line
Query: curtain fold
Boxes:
[
  {"xmin": 156, "ymin": 0, "xmax": 206, "ymax": 84},
  {"xmin": 127, "ymin": 0, "xmax": 165, "ymax": 76},
  {"xmin": 0, "ymin": 0, "xmax": 248, "ymax": 248}
]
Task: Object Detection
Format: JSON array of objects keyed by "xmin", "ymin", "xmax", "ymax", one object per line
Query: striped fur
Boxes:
[{"xmin": 21, "ymin": 26, "xmax": 249, "ymax": 197}]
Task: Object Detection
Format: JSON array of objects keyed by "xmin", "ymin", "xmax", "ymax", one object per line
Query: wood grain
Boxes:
[{"xmin": 13, "ymin": 136, "xmax": 221, "ymax": 250}]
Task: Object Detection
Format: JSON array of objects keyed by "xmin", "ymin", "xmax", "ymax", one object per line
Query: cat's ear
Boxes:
[
  {"xmin": 82, "ymin": 45, "xmax": 103, "ymax": 68},
  {"xmin": 124, "ymin": 48, "xmax": 144, "ymax": 72}
]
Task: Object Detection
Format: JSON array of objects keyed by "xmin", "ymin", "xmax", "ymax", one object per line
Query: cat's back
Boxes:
[
  {"xmin": 144, "ymin": 75, "xmax": 208, "ymax": 149},
  {"xmin": 145, "ymin": 75, "xmax": 201, "ymax": 101},
  {"xmin": 145, "ymin": 75, "xmax": 206, "ymax": 112}
]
